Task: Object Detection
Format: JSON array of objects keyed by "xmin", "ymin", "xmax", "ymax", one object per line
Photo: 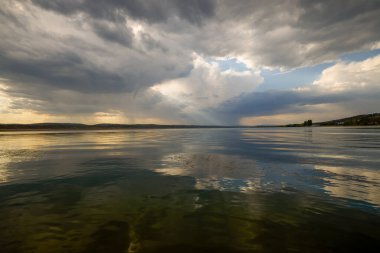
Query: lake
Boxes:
[{"xmin": 0, "ymin": 127, "xmax": 379, "ymax": 252}]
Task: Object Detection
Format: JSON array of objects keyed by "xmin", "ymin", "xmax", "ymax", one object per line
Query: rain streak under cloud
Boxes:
[{"xmin": 1, "ymin": 0, "xmax": 380, "ymax": 125}]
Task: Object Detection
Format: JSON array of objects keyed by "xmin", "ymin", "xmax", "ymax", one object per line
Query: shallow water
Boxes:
[{"xmin": 0, "ymin": 127, "xmax": 379, "ymax": 252}]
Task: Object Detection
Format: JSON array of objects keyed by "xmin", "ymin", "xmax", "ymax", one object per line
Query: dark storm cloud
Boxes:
[
  {"xmin": 31, "ymin": 0, "xmax": 216, "ymax": 24},
  {"xmin": 0, "ymin": 49, "xmax": 192, "ymax": 94},
  {"xmin": 211, "ymin": 90, "xmax": 352, "ymax": 123},
  {"xmin": 91, "ymin": 20, "xmax": 134, "ymax": 47},
  {"xmin": 0, "ymin": 0, "xmax": 195, "ymax": 96},
  {"xmin": 0, "ymin": 52, "xmax": 128, "ymax": 93},
  {"xmin": 0, "ymin": 42, "xmax": 192, "ymax": 95},
  {"xmin": 297, "ymin": 0, "xmax": 380, "ymax": 57},
  {"xmin": 293, "ymin": 0, "xmax": 380, "ymax": 60},
  {"xmin": 191, "ymin": 0, "xmax": 380, "ymax": 68},
  {"xmin": 0, "ymin": 2, "xmax": 193, "ymax": 95},
  {"xmin": 298, "ymin": 0, "xmax": 380, "ymax": 28}
]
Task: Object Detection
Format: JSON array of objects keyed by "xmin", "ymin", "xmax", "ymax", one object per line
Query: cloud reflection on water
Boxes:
[{"xmin": 316, "ymin": 165, "xmax": 380, "ymax": 206}]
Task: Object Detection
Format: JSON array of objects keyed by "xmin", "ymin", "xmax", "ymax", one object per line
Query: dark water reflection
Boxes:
[{"xmin": 0, "ymin": 128, "xmax": 380, "ymax": 252}]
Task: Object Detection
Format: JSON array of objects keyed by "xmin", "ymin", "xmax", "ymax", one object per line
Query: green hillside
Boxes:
[{"xmin": 318, "ymin": 113, "xmax": 380, "ymax": 126}]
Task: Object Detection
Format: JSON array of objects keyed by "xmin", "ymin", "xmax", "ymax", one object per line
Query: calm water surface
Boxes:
[{"xmin": 0, "ymin": 127, "xmax": 379, "ymax": 252}]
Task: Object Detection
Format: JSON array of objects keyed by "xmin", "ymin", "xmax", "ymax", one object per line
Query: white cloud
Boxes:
[
  {"xmin": 151, "ymin": 54, "xmax": 263, "ymax": 112},
  {"xmin": 311, "ymin": 55, "xmax": 380, "ymax": 92}
]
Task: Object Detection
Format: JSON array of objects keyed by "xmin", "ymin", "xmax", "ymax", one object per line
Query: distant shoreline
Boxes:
[
  {"xmin": 0, "ymin": 124, "xmax": 255, "ymax": 132},
  {"xmin": 0, "ymin": 124, "xmax": 379, "ymax": 132},
  {"xmin": 1, "ymin": 113, "xmax": 379, "ymax": 132},
  {"xmin": 285, "ymin": 113, "xmax": 380, "ymax": 127}
]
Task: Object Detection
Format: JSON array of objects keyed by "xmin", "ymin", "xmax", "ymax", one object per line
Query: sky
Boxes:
[{"xmin": 0, "ymin": 0, "xmax": 380, "ymax": 125}]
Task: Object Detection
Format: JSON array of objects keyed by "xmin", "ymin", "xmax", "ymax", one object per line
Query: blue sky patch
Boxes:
[{"xmin": 258, "ymin": 49, "xmax": 380, "ymax": 91}]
